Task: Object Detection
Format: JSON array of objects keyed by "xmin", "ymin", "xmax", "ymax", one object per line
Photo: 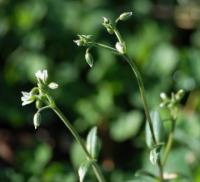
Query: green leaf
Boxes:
[
  {"xmin": 78, "ymin": 160, "xmax": 92, "ymax": 182},
  {"xmin": 110, "ymin": 111, "xmax": 143, "ymax": 142},
  {"xmin": 70, "ymin": 142, "xmax": 86, "ymax": 168},
  {"xmin": 145, "ymin": 110, "xmax": 164, "ymax": 148},
  {"xmin": 86, "ymin": 127, "xmax": 98, "ymax": 158},
  {"xmin": 135, "ymin": 170, "xmax": 159, "ymax": 180}
]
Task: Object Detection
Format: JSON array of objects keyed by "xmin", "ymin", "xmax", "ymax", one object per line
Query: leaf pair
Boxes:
[
  {"xmin": 78, "ymin": 127, "xmax": 100, "ymax": 182},
  {"xmin": 145, "ymin": 110, "xmax": 165, "ymax": 165}
]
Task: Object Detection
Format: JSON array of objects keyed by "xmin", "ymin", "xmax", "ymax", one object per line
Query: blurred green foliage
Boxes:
[{"xmin": 0, "ymin": 0, "xmax": 200, "ymax": 181}]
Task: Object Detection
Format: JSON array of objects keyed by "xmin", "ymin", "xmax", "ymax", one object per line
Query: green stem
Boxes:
[
  {"xmin": 51, "ymin": 104, "xmax": 106, "ymax": 182},
  {"xmin": 112, "ymin": 27, "xmax": 157, "ymax": 145},
  {"xmin": 37, "ymin": 105, "xmax": 51, "ymax": 113},
  {"xmin": 89, "ymin": 42, "xmax": 118, "ymax": 54},
  {"xmin": 122, "ymin": 55, "xmax": 165, "ymax": 181},
  {"xmin": 122, "ymin": 55, "xmax": 157, "ymax": 144},
  {"xmin": 157, "ymin": 158, "xmax": 164, "ymax": 181},
  {"xmin": 88, "ymin": 34, "xmax": 163, "ymax": 180},
  {"xmin": 162, "ymin": 119, "xmax": 176, "ymax": 166},
  {"xmin": 113, "ymin": 29, "xmax": 124, "ymax": 43}
]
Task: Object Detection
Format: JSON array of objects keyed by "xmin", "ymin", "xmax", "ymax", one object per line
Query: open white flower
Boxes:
[
  {"xmin": 35, "ymin": 70, "xmax": 48, "ymax": 83},
  {"xmin": 21, "ymin": 91, "xmax": 35, "ymax": 106},
  {"xmin": 48, "ymin": 82, "xmax": 59, "ymax": 89}
]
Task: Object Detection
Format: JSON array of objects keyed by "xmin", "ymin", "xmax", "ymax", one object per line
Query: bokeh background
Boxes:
[{"xmin": 0, "ymin": 0, "xmax": 200, "ymax": 181}]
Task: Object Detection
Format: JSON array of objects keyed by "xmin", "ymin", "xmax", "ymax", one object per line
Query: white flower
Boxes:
[
  {"xmin": 35, "ymin": 70, "xmax": 48, "ymax": 83},
  {"xmin": 21, "ymin": 91, "xmax": 35, "ymax": 106},
  {"xmin": 48, "ymin": 82, "xmax": 59, "ymax": 89}
]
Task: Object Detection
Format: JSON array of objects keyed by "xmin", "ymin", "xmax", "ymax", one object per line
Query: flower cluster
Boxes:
[
  {"xmin": 73, "ymin": 35, "xmax": 92, "ymax": 47},
  {"xmin": 21, "ymin": 69, "xmax": 58, "ymax": 129},
  {"xmin": 21, "ymin": 70, "xmax": 58, "ymax": 107},
  {"xmin": 159, "ymin": 89, "xmax": 184, "ymax": 108},
  {"xmin": 160, "ymin": 89, "xmax": 185, "ymax": 119}
]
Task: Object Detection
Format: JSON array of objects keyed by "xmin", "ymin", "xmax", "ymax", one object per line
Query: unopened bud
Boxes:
[
  {"xmin": 160, "ymin": 92, "xmax": 168, "ymax": 100},
  {"xmin": 74, "ymin": 40, "xmax": 84, "ymax": 46},
  {"xmin": 102, "ymin": 17, "xmax": 114, "ymax": 34},
  {"xmin": 102, "ymin": 17, "xmax": 109, "ymax": 24},
  {"xmin": 48, "ymin": 82, "xmax": 59, "ymax": 89},
  {"xmin": 33, "ymin": 112, "xmax": 41, "ymax": 130},
  {"xmin": 30, "ymin": 87, "xmax": 39, "ymax": 95},
  {"xmin": 85, "ymin": 50, "xmax": 94, "ymax": 68},
  {"xmin": 115, "ymin": 42, "xmax": 126, "ymax": 54},
  {"xmin": 175, "ymin": 89, "xmax": 185, "ymax": 101},
  {"xmin": 119, "ymin": 12, "xmax": 132, "ymax": 21},
  {"xmin": 35, "ymin": 100, "xmax": 43, "ymax": 109}
]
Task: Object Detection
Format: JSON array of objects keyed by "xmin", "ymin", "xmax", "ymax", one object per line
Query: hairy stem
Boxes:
[{"xmin": 51, "ymin": 104, "xmax": 106, "ymax": 182}]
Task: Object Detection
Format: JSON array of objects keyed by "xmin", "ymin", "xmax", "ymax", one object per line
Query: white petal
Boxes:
[
  {"xmin": 21, "ymin": 91, "xmax": 30, "ymax": 96},
  {"xmin": 35, "ymin": 69, "xmax": 48, "ymax": 83},
  {"xmin": 35, "ymin": 70, "xmax": 42, "ymax": 79},
  {"xmin": 21, "ymin": 91, "xmax": 35, "ymax": 106},
  {"xmin": 22, "ymin": 100, "xmax": 32, "ymax": 106},
  {"xmin": 43, "ymin": 70, "xmax": 48, "ymax": 82}
]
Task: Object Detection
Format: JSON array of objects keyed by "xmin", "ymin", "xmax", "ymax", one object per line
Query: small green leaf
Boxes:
[
  {"xmin": 149, "ymin": 144, "xmax": 162, "ymax": 165},
  {"xmin": 145, "ymin": 110, "xmax": 164, "ymax": 148},
  {"xmin": 78, "ymin": 160, "xmax": 92, "ymax": 182},
  {"xmin": 86, "ymin": 127, "xmax": 98, "ymax": 158},
  {"xmin": 150, "ymin": 148, "xmax": 159, "ymax": 165}
]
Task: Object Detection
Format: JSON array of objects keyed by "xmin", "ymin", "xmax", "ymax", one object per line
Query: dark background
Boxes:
[{"xmin": 0, "ymin": 0, "xmax": 200, "ymax": 181}]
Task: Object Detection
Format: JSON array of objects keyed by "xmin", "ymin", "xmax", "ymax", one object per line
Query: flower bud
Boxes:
[
  {"xmin": 33, "ymin": 112, "xmax": 41, "ymax": 130},
  {"xmin": 48, "ymin": 82, "xmax": 59, "ymax": 89},
  {"xmin": 74, "ymin": 35, "xmax": 92, "ymax": 47},
  {"xmin": 30, "ymin": 87, "xmax": 39, "ymax": 95},
  {"xmin": 74, "ymin": 40, "xmax": 83, "ymax": 46},
  {"xmin": 175, "ymin": 89, "xmax": 185, "ymax": 101},
  {"xmin": 160, "ymin": 92, "xmax": 168, "ymax": 100},
  {"xmin": 85, "ymin": 50, "xmax": 94, "ymax": 68},
  {"xmin": 102, "ymin": 17, "xmax": 109, "ymax": 24},
  {"xmin": 119, "ymin": 12, "xmax": 132, "ymax": 21},
  {"xmin": 35, "ymin": 100, "xmax": 43, "ymax": 109},
  {"xmin": 106, "ymin": 27, "xmax": 114, "ymax": 34},
  {"xmin": 115, "ymin": 42, "xmax": 126, "ymax": 54},
  {"xmin": 102, "ymin": 17, "xmax": 114, "ymax": 34}
]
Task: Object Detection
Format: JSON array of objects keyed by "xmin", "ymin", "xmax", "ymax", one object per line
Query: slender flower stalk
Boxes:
[{"xmin": 20, "ymin": 69, "xmax": 105, "ymax": 182}]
